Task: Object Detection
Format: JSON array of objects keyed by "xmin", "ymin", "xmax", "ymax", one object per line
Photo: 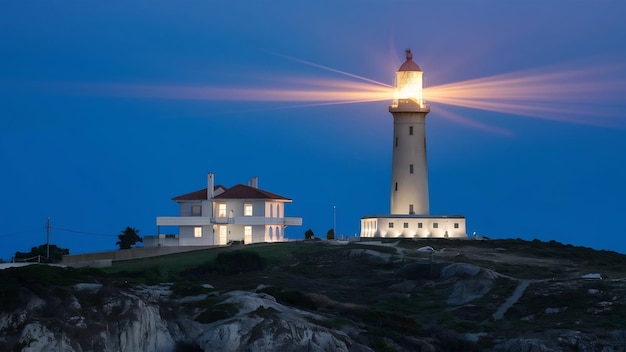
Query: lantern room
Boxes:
[{"xmin": 391, "ymin": 49, "xmax": 426, "ymax": 109}]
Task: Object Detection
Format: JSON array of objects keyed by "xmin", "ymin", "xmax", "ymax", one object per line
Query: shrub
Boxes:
[
  {"xmin": 257, "ymin": 286, "xmax": 316, "ymax": 310},
  {"xmin": 214, "ymin": 250, "xmax": 266, "ymax": 274}
]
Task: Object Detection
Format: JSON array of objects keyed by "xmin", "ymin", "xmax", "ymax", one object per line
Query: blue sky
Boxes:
[{"xmin": 1, "ymin": 1, "xmax": 625, "ymax": 260}]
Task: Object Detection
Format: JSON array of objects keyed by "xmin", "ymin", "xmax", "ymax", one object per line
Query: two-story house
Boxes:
[{"xmin": 145, "ymin": 173, "xmax": 302, "ymax": 247}]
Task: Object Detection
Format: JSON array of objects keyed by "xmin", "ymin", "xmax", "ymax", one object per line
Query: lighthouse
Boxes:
[
  {"xmin": 360, "ymin": 49, "xmax": 467, "ymax": 239},
  {"xmin": 389, "ymin": 49, "xmax": 430, "ymax": 215}
]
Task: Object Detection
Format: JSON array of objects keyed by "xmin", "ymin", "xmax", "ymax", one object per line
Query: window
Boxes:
[
  {"xmin": 191, "ymin": 205, "xmax": 201, "ymax": 216},
  {"xmin": 454, "ymin": 223, "xmax": 459, "ymax": 229},
  {"xmin": 409, "ymin": 204, "xmax": 414, "ymax": 215},
  {"xmin": 409, "ymin": 126, "xmax": 414, "ymax": 135},
  {"xmin": 403, "ymin": 222, "xmax": 408, "ymax": 228},
  {"xmin": 409, "ymin": 164, "xmax": 414, "ymax": 174},
  {"xmin": 433, "ymin": 223, "xmax": 439, "ymax": 229},
  {"xmin": 418, "ymin": 222, "xmax": 423, "ymax": 228},
  {"xmin": 395, "ymin": 182, "xmax": 398, "ymax": 191},
  {"xmin": 218, "ymin": 203, "xmax": 226, "ymax": 217},
  {"xmin": 389, "ymin": 222, "xmax": 394, "ymax": 228},
  {"xmin": 194, "ymin": 226, "xmax": 202, "ymax": 238},
  {"xmin": 244, "ymin": 226, "xmax": 252, "ymax": 244},
  {"xmin": 244, "ymin": 203, "xmax": 253, "ymax": 216},
  {"xmin": 395, "ymin": 137, "xmax": 398, "ymax": 147}
]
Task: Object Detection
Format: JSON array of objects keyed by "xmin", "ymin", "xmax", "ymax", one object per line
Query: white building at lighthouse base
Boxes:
[{"xmin": 360, "ymin": 214, "xmax": 466, "ymax": 238}]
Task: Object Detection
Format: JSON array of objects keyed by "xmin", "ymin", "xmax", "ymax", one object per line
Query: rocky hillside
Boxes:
[{"xmin": 1, "ymin": 238, "xmax": 626, "ymax": 351}]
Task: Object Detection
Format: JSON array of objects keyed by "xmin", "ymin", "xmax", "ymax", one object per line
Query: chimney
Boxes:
[
  {"xmin": 248, "ymin": 176, "xmax": 258, "ymax": 189},
  {"xmin": 207, "ymin": 172, "xmax": 215, "ymax": 200}
]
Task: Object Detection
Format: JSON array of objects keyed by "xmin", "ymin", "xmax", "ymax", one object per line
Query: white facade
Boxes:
[
  {"xmin": 361, "ymin": 215, "xmax": 466, "ymax": 238},
  {"xmin": 390, "ymin": 110, "xmax": 430, "ymax": 215},
  {"xmin": 146, "ymin": 173, "xmax": 302, "ymax": 247},
  {"xmin": 360, "ymin": 49, "xmax": 467, "ymax": 239}
]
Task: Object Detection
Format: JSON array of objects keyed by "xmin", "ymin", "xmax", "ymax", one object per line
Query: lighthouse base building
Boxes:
[
  {"xmin": 360, "ymin": 215, "xmax": 466, "ymax": 238},
  {"xmin": 360, "ymin": 49, "xmax": 467, "ymax": 239}
]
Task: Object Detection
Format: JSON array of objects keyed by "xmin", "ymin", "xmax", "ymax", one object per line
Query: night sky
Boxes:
[{"xmin": 2, "ymin": 1, "xmax": 626, "ymax": 260}]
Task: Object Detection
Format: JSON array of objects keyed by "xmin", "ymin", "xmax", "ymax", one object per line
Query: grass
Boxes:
[
  {"xmin": 4, "ymin": 238, "xmax": 626, "ymax": 350},
  {"xmin": 0, "ymin": 265, "xmax": 102, "ymax": 312}
]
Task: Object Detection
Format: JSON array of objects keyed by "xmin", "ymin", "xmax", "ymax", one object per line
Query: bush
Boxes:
[
  {"xmin": 257, "ymin": 286, "xmax": 316, "ymax": 310},
  {"xmin": 182, "ymin": 250, "xmax": 267, "ymax": 277},
  {"xmin": 214, "ymin": 250, "xmax": 266, "ymax": 274}
]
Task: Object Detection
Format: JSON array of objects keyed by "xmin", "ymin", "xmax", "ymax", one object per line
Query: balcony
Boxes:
[
  {"xmin": 157, "ymin": 216, "xmax": 213, "ymax": 226},
  {"xmin": 157, "ymin": 216, "xmax": 302, "ymax": 227}
]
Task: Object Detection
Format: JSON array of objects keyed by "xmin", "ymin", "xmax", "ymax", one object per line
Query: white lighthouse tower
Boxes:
[
  {"xmin": 360, "ymin": 49, "xmax": 467, "ymax": 239},
  {"xmin": 389, "ymin": 49, "xmax": 430, "ymax": 215}
]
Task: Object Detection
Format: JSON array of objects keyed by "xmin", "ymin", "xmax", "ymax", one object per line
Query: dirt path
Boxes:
[{"xmin": 492, "ymin": 280, "xmax": 531, "ymax": 320}]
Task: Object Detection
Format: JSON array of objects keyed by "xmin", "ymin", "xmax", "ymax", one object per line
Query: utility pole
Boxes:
[
  {"xmin": 333, "ymin": 205, "xmax": 336, "ymax": 239},
  {"xmin": 46, "ymin": 217, "xmax": 51, "ymax": 260}
]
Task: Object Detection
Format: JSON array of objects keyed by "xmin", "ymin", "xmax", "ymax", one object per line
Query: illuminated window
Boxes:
[
  {"xmin": 244, "ymin": 226, "xmax": 252, "ymax": 244},
  {"xmin": 194, "ymin": 226, "xmax": 202, "ymax": 238},
  {"xmin": 389, "ymin": 222, "xmax": 394, "ymax": 228},
  {"xmin": 454, "ymin": 223, "xmax": 459, "ymax": 229},
  {"xmin": 403, "ymin": 222, "xmax": 408, "ymax": 228},
  {"xmin": 191, "ymin": 205, "xmax": 201, "ymax": 216},
  {"xmin": 244, "ymin": 203, "xmax": 253, "ymax": 216},
  {"xmin": 409, "ymin": 126, "xmax": 413, "ymax": 135},
  {"xmin": 218, "ymin": 203, "xmax": 226, "ymax": 217},
  {"xmin": 409, "ymin": 164, "xmax": 414, "ymax": 174},
  {"xmin": 418, "ymin": 222, "xmax": 423, "ymax": 228},
  {"xmin": 433, "ymin": 223, "xmax": 439, "ymax": 229}
]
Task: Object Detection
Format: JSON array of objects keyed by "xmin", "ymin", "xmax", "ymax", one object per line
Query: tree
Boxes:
[
  {"xmin": 15, "ymin": 244, "xmax": 69, "ymax": 263},
  {"xmin": 116, "ymin": 226, "xmax": 142, "ymax": 250},
  {"xmin": 304, "ymin": 229, "xmax": 315, "ymax": 240},
  {"xmin": 326, "ymin": 228, "xmax": 335, "ymax": 240}
]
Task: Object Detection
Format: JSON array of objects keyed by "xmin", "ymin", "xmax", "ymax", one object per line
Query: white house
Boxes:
[{"xmin": 145, "ymin": 173, "xmax": 302, "ymax": 247}]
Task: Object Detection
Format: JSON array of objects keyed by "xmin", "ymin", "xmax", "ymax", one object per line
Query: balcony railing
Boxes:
[{"xmin": 157, "ymin": 216, "xmax": 302, "ymax": 227}]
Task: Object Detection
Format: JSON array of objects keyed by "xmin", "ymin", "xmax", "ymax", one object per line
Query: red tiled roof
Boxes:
[
  {"xmin": 172, "ymin": 184, "xmax": 291, "ymax": 201},
  {"xmin": 214, "ymin": 184, "xmax": 291, "ymax": 201},
  {"xmin": 172, "ymin": 185, "xmax": 226, "ymax": 201}
]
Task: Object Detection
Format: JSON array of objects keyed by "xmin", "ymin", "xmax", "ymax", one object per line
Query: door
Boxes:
[{"xmin": 219, "ymin": 226, "xmax": 228, "ymax": 245}]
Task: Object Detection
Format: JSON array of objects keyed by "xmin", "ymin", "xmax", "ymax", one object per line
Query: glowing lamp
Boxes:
[{"xmin": 391, "ymin": 49, "xmax": 426, "ymax": 109}]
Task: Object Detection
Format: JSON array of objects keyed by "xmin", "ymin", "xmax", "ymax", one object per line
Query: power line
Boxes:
[
  {"xmin": 50, "ymin": 226, "xmax": 118, "ymax": 238},
  {"xmin": 0, "ymin": 228, "xmax": 42, "ymax": 238}
]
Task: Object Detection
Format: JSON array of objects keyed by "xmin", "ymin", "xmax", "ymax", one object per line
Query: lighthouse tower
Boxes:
[
  {"xmin": 389, "ymin": 49, "xmax": 430, "ymax": 215},
  {"xmin": 360, "ymin": 49, "xmax": 467, "ymax": 239}
]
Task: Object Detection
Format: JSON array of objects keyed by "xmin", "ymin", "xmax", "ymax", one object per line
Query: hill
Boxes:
[{"xmin": 1, "ymin": 238, "xmax": 626, "ymax": 351}]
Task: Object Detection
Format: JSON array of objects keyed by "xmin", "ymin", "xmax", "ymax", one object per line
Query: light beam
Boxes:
[{"xmin": 42, "ymin": 55, "xmax": 626, "ymax": 131}]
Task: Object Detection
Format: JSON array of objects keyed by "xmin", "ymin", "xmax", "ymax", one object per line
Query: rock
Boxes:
[
  {"xmin": 493, "ymin": 338, "xmax": 552, "ymax": 352},
  {"xmin": 18, "ymin": 323, "xmax": 80, "ymax": 352},
  {"xmin": 73, "ymin": 283, "xmax": 103, "ymax": 292},
  {"xmin": 581, "ymin": 273, "xmax": 602, "ymax": 279},
  {"xmin": 440, "ymin": 263, "xmax": 501, "ymax": 305},
  {"xmin": 417, "ymin": 246, "xmax": 435, "ymax": 252},
  {"xmin": 440, "ymin": 263, "xmax": 480, "ymax": 279},
  {"xmin": 544, "ymin": 307, "xmax": 567, "ymax": 314},
  {"xmin": 190, "ymin": 290, "xmax": 370, "ymax": 352}
]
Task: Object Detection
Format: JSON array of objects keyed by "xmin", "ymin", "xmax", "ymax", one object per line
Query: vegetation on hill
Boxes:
[
  {"xmin": 116, "ymin": 226, "xmax": 142, "ymax": 250},
  {"xmin": 14, "ymin": 244, "xmax": 69, "ymax": 263},
  {"xmin": 3, "ymin": 238, "xmax": 626, "ymax": 350}
]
